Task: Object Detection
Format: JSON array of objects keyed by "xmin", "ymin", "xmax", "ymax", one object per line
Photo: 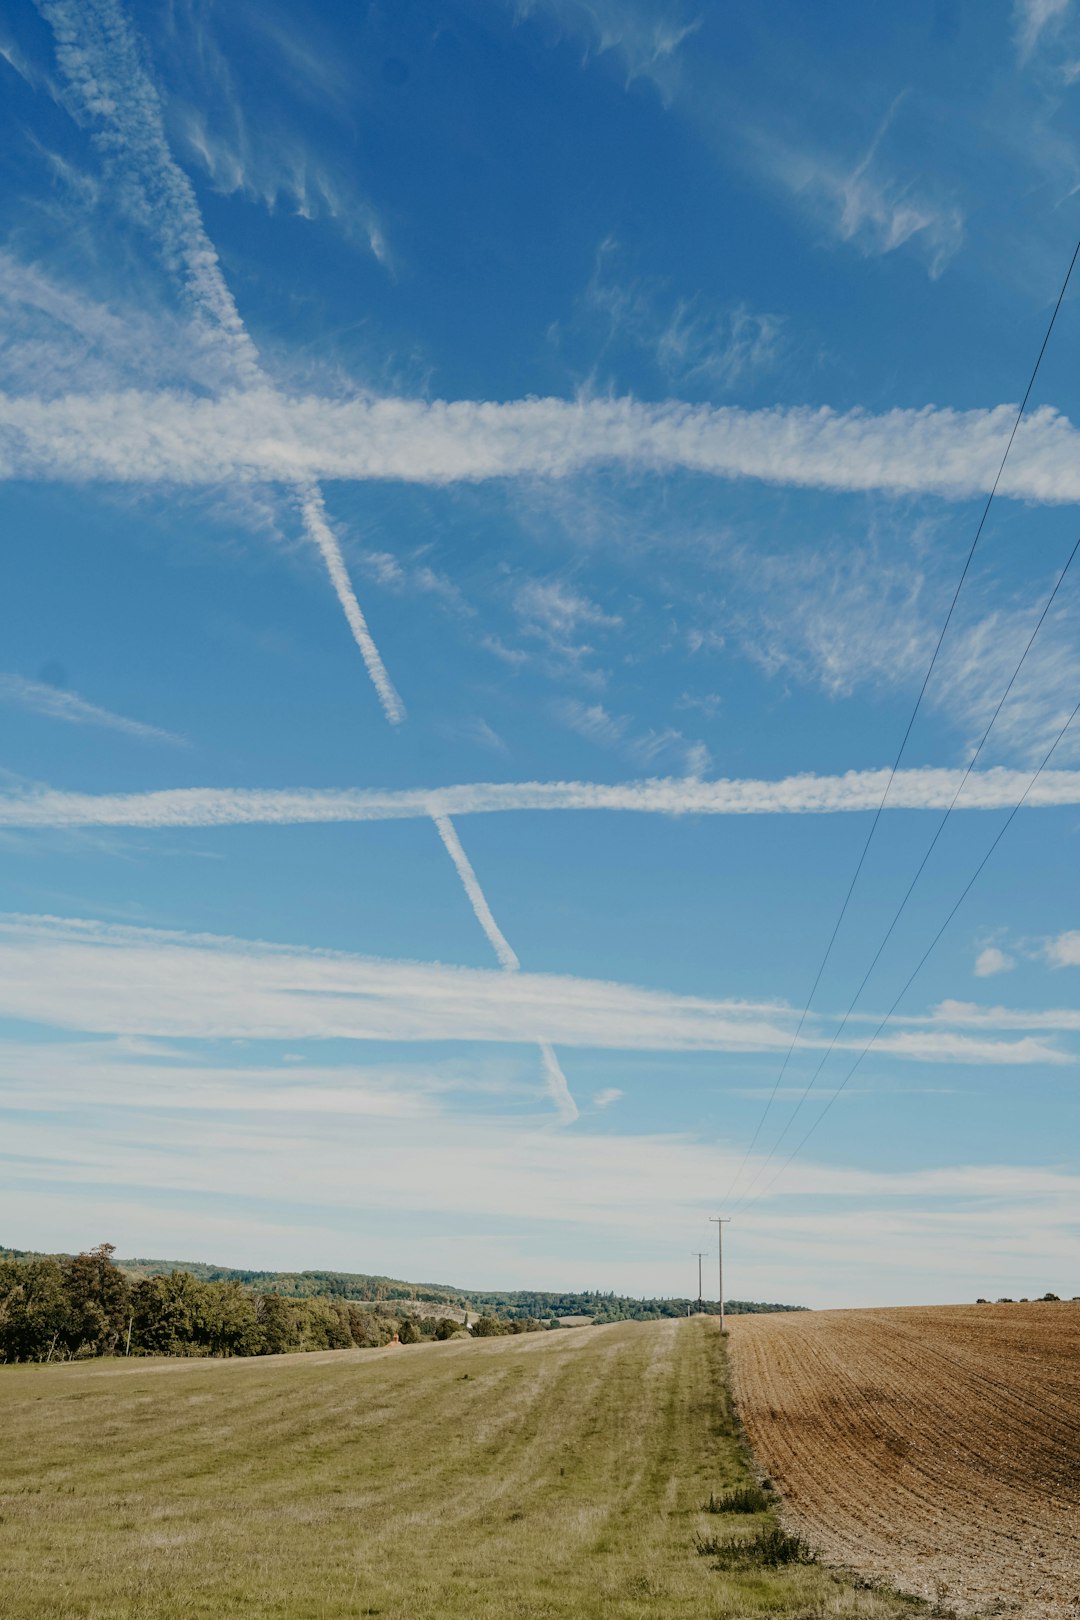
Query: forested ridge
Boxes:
[
  {"xmin": 0, "ymin": 1241, "xmax": 804, "ymax": 1362},
  {"xmin": 110, "ymin": 1252, "xmax": 803, "ymax": 1320}
]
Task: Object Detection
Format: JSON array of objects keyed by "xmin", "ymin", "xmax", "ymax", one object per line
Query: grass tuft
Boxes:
[
  {"xmin": 696, "ymin": 1525, "xmax": 817, "ymax": 1568},
  {"xmin": 703, "ymin": 1483, "xmax": 771, "ymax": 1513}
]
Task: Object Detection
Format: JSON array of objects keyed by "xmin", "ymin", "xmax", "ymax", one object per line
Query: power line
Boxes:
[
  {"xmin": 737, "ymin": 690, "xmax": 1080, "ymax": 1213},
  {"xmin": 721, "ymin": 232, "xmax": 1080, "ymax": 1208},
  {"xmin": 728, "ymin": 527, "xmax": 1080, "ymax": 1210}
]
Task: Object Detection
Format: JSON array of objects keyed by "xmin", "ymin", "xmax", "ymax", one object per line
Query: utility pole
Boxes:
[
  {"xmin": 692, "ymin": 1252, "xmax": 705, "ymax": 1311},
  {"xmin": 709, "ymin": 1217, "xmax": 730, "ymax": 1332}
]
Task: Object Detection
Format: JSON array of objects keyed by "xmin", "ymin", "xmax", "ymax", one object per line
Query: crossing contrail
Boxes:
[{"xmin": 36, "ymin": 0, "xmax": 576, "ymax": 1120}]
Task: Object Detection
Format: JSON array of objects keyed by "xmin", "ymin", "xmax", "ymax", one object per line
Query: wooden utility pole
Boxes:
[
  {"xmin": 709, "ymin": 1217, "xmax": 730, "ymax": 1331},
  {"xmin": 692, "ymin": 1252, "xmax": 705, "ymax": 1310}
]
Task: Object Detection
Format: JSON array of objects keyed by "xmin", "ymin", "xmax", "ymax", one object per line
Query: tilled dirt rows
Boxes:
[{"xmin": 729, "ymin": 1303, "xmax": 1080, "ymax": 1618}]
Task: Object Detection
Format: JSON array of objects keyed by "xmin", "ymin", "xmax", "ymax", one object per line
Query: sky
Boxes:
[{"xmin": 1, "ymin": 0, "xmax": 1079, "ymax": 1308}]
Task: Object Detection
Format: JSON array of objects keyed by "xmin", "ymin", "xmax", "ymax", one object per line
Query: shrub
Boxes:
[
  {"xmin": 703, "ymin": 1485, "xmax": 771, "ymax": 1514},
  {"xmin": 471, "ymin": 1315, "xmax": 508, "ymax": 1337}
]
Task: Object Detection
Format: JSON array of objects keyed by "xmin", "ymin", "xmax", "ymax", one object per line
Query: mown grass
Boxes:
[{"xmin": 0, "ymin": 1318, "xmax": 923, "ymax": 1619}]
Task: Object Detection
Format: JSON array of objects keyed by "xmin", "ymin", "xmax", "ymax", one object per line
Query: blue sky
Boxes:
[{"xmin": 1, "ymin": 0, "xmax": 1080, "ymax": 1306}]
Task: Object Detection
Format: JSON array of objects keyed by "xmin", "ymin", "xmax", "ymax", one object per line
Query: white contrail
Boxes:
[
  {"xmin": 33, "ymin": 0, "xmax": 261, "ymax": 389},
  {"xmin": 34, "ymin": 0, "xmax": 403, "ymax": 725},
  {"xmin": 7, "ymin": 390, "xmax": 1080, "ymax": 506},
  {"xmin": 433, "ymin": 813, "xmax": 520, "ymax": 972},
  {"xmin": 433, "ymin": 813, "xmax": 578, "ymax": 1119},
  {"xmin": 8, "ymin": 765, "xmax": 1080, "ymax": 827},
  {"xmin": 36, "ymin": 0, "xmax": 573, "ymax": 1114},
  {"xmin": 297, "ymin": 484, "xmax": 405, "ymax": 725},
  {"xmin": 537, "ymin": 1040, "xmax": 579, "ymax": 1125}
]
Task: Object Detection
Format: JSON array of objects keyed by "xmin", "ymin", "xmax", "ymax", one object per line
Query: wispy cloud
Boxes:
[
  {"xmin": 8, "ymin": 763, "xmax": 1080, "ymax": 830},
  {"xmin": 171, "ymin": 97, "xmax": 387, "ymax": 264},
  {"xmin": 558, "ymin": 699, "xmax": 709, "ymax": 776},
  {"xmin": 509, "ymin": 0, "xmax": 697, "ymax": 102},
  {"xmin": 930, "ymin": 997, "xmax": 1080, "ymax": 1031},
  {"xmin": 516, "ymin": 5, "xmax": 964, "ymax": 284},
  {"xmin": 975, "ymin": 946, "xmax": 1015, "ymax": 978},
  {"xmin": 0, "ymin": 674, "xmax": 184, "ymax": 745},
  {"xmin": 9, "ymin": 390, "xmax": 1080, "ymax": 503},
  {"xmin": 0, "ymin": 24, "xmax": 59, "ymax": 96},
  {"xmin": 746, "ymin": 95, "xmax": 964, "ymax": 279},
  {"xmin": 574, "ymin": 236, "xmax": 785, "ymax": 389},
  {"xmin": 4, "ymin": 1094, "xmax": 1079, "ymax": 1305},
  {"xmin": 654, "ymin": 300, "xmax": 783, "ymax": 390},
  {"xmin": 0, "ymin": 251, "xmax": 220, "ymax": 397},
  {"xmin": 0, "ymin": 1040, "xmax": 445, "ymax": 1120},
  {"xmin": 1043, "ymin": 929, "xmax": 1080, "ymax": 966},
  {"xmin": 1014, "ymin": 0, "xmax": 1071, "ymax": 60},
  {"xmin": 158, "ymin": 0, "xmax": 366, "ymax": 224},
  {"xmin": 0, "ymin": 914, "xmax": 1068, "ymax": 1067},
  {"xmin": 557, "ymin": 699, "xmax": 629, "ymax": 750},
  {"xmin": 513, "ymin": 578, "xmax": 621, "ymax": 669},
  {"xmin": 437, "ymin": 716, "xmax": 509, "ymax": 756},
  {"xmin": 728, "ymin": 537, "xmax": 1080, "ymax": 763}
]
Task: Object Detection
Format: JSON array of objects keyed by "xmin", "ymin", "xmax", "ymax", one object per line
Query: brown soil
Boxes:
[{"xmin": 729, "ymin": 1302, "xmax": 1080, "ymax": 1619}]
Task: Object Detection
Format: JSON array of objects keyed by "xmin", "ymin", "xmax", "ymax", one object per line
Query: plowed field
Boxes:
[{"xmin": 730, "ymin": 1303, "xmax": 1080, "ymax": 1618}]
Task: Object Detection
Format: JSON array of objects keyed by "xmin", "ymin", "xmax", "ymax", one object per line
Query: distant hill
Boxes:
[
  {"xmin": 2, "ymin": 1245, "xmax": 805, "ymax": 1320},
  {"xmin": 113, "ymin": 1255, "xmax": 806, "ymax": 1320}
]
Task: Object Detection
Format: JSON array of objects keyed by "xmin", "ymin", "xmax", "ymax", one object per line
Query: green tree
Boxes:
[
  {"xmin": 200, "ymin": 1282, "xmax": 261, "ymax": 1356},
  {"xmin": 131, "ymin": 1272, "xmax": 202, "ymax": 1355},
  {"xmin": 0, "ymin": 1257, "xmax": 69, "ymax": 1362},
  {"xmin": 62, "ymin": 1243, "xmax": 130, "ymax": 1357},
  {"xmin": 255, "ymin": 1293, "xmax": 297, "ymax": 1355}
]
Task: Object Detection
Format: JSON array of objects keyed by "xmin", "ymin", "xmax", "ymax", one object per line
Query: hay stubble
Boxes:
[{"xmin": 0, "ymin": 1318, "xmax": 917, "ymax": 1619}]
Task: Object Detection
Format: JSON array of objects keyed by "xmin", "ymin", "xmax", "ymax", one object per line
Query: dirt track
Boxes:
[{"xmin": 729, "ymin": 1303, "xmax": 1080, "ymax": 1619}]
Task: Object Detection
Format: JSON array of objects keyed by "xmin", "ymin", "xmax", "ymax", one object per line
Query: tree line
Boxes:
[
  {"xmin": 102, "ymin": 1257, "xmax": 804, "ymax": 1322},
  {"xmin": 0, "ymin": 1244, "xmax": 544, "ymax": 1363}
]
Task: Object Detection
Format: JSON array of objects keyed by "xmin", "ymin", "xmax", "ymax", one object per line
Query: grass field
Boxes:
[
  {"xmin": 0, "ymin": 1317, "xmax": 921, "ymax": 1620},
  {"xmin": 730, "ymin": 1303, "xmax": 1080, "ymax": 1620}
]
